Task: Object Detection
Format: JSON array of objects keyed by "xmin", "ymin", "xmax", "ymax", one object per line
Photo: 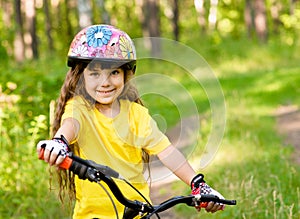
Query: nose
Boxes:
[{"xmin": 97, "ymin": 72, "xmax": 111, "ymax": 87}]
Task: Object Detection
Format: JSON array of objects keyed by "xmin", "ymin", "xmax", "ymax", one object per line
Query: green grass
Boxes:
[
  {"xmin": 169, "ymin": 39, "xmax": 300, "ymax": 218},
  {"xmin": 1, "ymin": 36, "xmax": 300, "ymax": 218}
]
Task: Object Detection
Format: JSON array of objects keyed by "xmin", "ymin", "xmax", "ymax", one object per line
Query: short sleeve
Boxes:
[
  {"xmin": 61, "ymin": 97, "xmax": 84, "ymax": 130},
  {"xmin": 127, "ymin": 101, "xmax": 171, "ymax": 155},
  {"xmin": 61, "ymin": 96, "xmax": 86, "ymax": 141},
  {"xmin": 142, "ymin": 116, "xmax": 171, "ymax": 155}
]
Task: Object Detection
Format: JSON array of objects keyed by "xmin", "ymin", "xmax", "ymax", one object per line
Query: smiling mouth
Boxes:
[{"xmin": 96, "ymin": 89, "xmax": 115, "ymax": 95}]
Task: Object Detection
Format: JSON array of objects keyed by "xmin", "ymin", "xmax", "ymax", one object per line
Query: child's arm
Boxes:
[
  {"xmin": 157, "ymin": 144, "xmax": 195, "ymax": 185},
  {"xmin": 157, "ymin": 144, "xmax": 224, "ymax": 213},
  {"xmin": 37, "ymin": 118, "xmax": 80, "ymax": 166},
  {"xmin": 53, "ymin": 118, "xmax": 80, "ymax": 142}
]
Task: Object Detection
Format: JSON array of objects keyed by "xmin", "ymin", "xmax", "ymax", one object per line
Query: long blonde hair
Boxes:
[{"xmin": 51, "ymin": 62, "xmax": 149, "ymax": 202}]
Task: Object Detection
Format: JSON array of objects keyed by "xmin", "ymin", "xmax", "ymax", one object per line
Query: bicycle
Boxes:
[{"xmin": 39, "ymin": 150, "xmax": 236, "ymax": 219}]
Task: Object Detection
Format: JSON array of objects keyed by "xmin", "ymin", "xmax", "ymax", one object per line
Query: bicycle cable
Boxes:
[
  {"xmin": 122, "ymin": 178, "xmax": 160, "ymax": 219},
  {"xmin": 146, "ymin": 205, "xmax": 166, "ymax": 219},
  {"xmin": 97, "ymin": 181, "xmax": 119, "ymax": 219}
]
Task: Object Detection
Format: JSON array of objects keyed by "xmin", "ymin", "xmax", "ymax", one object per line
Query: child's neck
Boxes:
[{"xmin": 96, "ymin": 101, "xmax": 120, "ymax": 118}]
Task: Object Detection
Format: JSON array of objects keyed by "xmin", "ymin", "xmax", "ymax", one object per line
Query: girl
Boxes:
[{"xmin": 37, "ymin": 24, "xmax": 224, "ymax": 219}]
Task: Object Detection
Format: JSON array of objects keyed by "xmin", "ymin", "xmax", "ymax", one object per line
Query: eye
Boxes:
[
  {"xmin": 90, "ymin": 72, "xmax": 100, "ymax": 77},
  {"xmin": 111, "ymin": 70, "xmax": 120, "ymax": 75}
]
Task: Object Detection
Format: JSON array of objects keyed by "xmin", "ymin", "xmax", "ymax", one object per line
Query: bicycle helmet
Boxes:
[{"xmin": 67, "ymin": 24, "xmax": 136, "ymax": 71}]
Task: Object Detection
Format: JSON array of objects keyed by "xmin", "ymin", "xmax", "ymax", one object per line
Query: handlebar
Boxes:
[{"xmin": 39, "ymin": 149, "xmax": 236, "ymax": 218}]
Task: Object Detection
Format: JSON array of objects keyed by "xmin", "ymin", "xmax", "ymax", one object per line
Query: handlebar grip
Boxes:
[
  {"xmin": 200, "ymin": 202, "xmax": 208, "ymax": 208},
  {"xmin": 196, "ymin": 194, "xmax": 236, "ymax": 208},
  {"xmin": 38, "ymin": 148, "xmax": 73, "ymax": 170}
]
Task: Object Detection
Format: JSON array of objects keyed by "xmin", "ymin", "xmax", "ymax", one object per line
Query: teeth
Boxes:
[{"xmin": 97, "ymin": 90, "xmax": 112, "ymax": 94}]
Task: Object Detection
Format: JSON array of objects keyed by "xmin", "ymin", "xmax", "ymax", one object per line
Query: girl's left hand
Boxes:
[{"xmin": 191, "ymin": 173, "xmax": 225, "ymax": 213}]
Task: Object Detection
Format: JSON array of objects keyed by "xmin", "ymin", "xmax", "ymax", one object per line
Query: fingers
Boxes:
[
  {"xmin": 37, "ymin": 140, "xmax": 65, "ymax": 166},
  {"xmin": 195, "ymin": 206, "xmax": 201, "ymax": 212},
  {"xmin": 205, "ymin": 202, "xmax": 224, "ymax": 213},
  {"xmin": 55, "ymin": 155, "xmax": 66, "ymax": 166},
  {"xmin": 42, "ymin": 146, "xmax": 56, "ymax": 165},
  {"xmin": 36, "ymin": 140, "xmax": 46, "ymax": 155}
]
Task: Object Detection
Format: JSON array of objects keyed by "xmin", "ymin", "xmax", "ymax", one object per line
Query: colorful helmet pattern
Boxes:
[{"xmin": 67, "ymin": 24, "xmax": 136, "ymax": 68}]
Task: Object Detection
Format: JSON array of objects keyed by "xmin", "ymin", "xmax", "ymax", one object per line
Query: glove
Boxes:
[
  {"xmin": 191, "ymin": 173, "xmax": 225, "ymax": 211},
  {"xmin": 37, "ymin": 135, "xmax": 69, "ymax": 159}
]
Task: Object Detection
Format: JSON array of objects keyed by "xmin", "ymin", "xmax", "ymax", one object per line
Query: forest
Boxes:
[
  {"xmin": 1, "ymin": 0, "xmax": 299, "ymax": 62},
  {"xmin": 1, "ymin": 0, "xmax": 300, "ymax": 218}
]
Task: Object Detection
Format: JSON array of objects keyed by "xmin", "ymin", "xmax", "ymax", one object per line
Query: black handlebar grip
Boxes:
[{"xmin": 69, "ymin": 160, "xmax": 88, "ymax": 180}]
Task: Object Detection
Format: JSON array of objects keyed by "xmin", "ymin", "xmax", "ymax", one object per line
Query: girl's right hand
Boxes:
[{"xmin": 37, "ymin": 135, "xmax": 69, "ymax": 166}]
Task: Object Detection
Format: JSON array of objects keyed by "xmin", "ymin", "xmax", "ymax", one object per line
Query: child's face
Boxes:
[{"xmin": 83, "ymin": 63, "xmax": 125, "ymax": 106}]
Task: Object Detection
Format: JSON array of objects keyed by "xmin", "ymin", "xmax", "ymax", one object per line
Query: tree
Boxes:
[
  {"xmin": 13, "ymin": 0, "xmax": 25, "ymax": 62},
  {"xmin": 77, "ymin": 0, "xmax": 92, "ymax": 29},
  {"xmin": 194, "ymin": 0, "xmax": 219, "ymax": 33},
  {"xmin": 63, "ymin": 0, "xmax": 75, "ymax": 41},
  {"xmin": 142, "ymin": 0, "xmax": 161, "ymax": 56},
  {"xmin": 24, "ymin": 0, "xmax": 38, "ymax": 59},
  {"xmin": 254, "ymin": 0, "xmax": 268, "ymax": 42},
  {"xmin": 208, "ymin": 0, "xmax": 218, "ymax": 30},
  {"xmin": 194, "ymin": 0, "xmax": 206, "ymax": 33},
  {"xmin": 43, "ymin": 0, "xmax": 54, "ymax": 51},
  {"xmin": 171, "ymin": 0, "xmax": 179, "ymax": 41},
  {"xmin": 245, "ymin": 0, "xmax": 255, "ymax": 39},
  {"xmin": 93, "ymin": 0, "xmax": 110, "ymax": 24},
  {"xmin": 245, "ymin": 0, "xmax": 268, "ymax": 42},
  {"xmin": 2, "ymin": 0, "xmax": 300, "ymax": 63},
  {"xmin": 269, "ymin": 1, "xmax": 281, "ymax": 34}
]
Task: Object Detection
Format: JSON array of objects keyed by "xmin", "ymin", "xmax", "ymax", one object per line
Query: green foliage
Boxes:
[
  {"xmin": 168, "ymin": 38, "xmax": 300, "ymax": 219},
  {"xmin": 0, "ymin": 1, "xmax": 299, "ymax": 218},
  {"xmin": 0, "ymin": 59, "xmax": 71, "ymax": 218},
  {"xmin": 1, "ymin": 26, "xmax": 300, "ymax": 218}
]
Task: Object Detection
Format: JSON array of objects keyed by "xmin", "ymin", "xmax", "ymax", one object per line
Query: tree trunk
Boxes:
[
  {"xmin": 208, "ymin": 0, "xmax": 218, "ymax": 30},
  {"xmin": 254, "ymin": 0, "xmax": 268, "ymax": 42},
  {"xmin": 194, "ymin": 0, "xmax": 206, "ymax": 33},
  {"xmin": 13, "ymin": 0, "xmax": 25, "ymax": 62},
  {"xmin": 24, "ymin": 0, "xmax": 38, "ymax": 59},
  {"xmin": 2, "ymin": 0, "xmax": 14, "ymax": 57},
  {"xmin": 94, "ymin": 0, "xmax": 110, "ymax": 24},
  {"xmin": 77, "ymin": 0, "xmax": 92, "ymax": 29},
  {"xmin": 2, "ymin": 0, "xmax": 13, "ymax": 27},
  {"xmin": 43, "ymin": 0, "xmax": 54, "ymax": 51},
  {"xmin": 171, "ymin": 0, "xmax": 179, "ymax": 41},
  {"xmin": 244, "ymin": 0, "xmax": 255, "ymax": 39},
  {"xmin": 139, "ymin": 0, "xmax": 148, "ymax": 39},
  {"xmin": 64, "ymin": 0, "xmax": 74, "ymax": 39},
  {"xmin": 142, "ymin": 0, "xmax": 161, "ymax": 56},
  {"xmin": 270, "ymin": 1, "xmax": 281, "ymax": 34}
]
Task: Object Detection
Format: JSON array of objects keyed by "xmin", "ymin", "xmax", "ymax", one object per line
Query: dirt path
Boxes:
[
  {"xmin": 275, "ymin": 105, "xmax": 300, "ymax": 164},
  {"xmin": 149, "ymin": 105, "xmax": 300, "ymax": 218},
  {"xmin": 150, "ymin": 182, "xmax": 182, "ymax": 219},
  {"xmin": 148, "ymin": 116, "xmax": 199, "ymax": 218}
]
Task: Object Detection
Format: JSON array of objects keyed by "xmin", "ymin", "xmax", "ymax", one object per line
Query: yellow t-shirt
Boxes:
[{"xmin": 61, "ymin": 96, "xmax": 171, "ymax": 219}]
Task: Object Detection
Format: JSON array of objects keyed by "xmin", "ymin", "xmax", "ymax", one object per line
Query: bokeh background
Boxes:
[{"xmin": 0, "ymin": 1, "xmax": 299, "ymax": 218}]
